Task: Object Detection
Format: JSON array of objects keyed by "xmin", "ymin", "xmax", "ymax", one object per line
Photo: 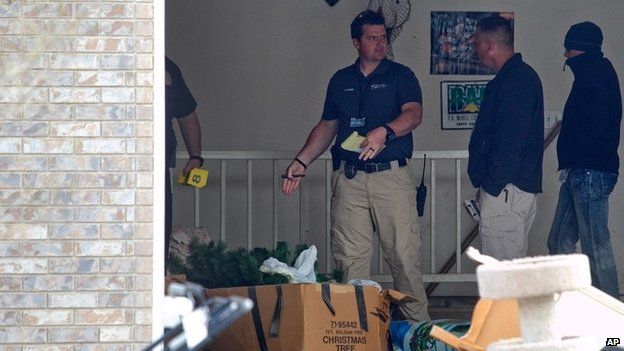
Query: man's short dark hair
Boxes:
[
  {"xmin": 476, "ymin": 15, "xmax": 513, "ymax": 48},
  {"xmin": 350, "ymin": 10, "xmax": 385, "ymax": 39}
]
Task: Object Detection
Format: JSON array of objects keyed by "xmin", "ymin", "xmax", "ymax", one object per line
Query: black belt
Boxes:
[{"xmin": 348, "ymin": 159, "xmax": 407, "ymax": 173}]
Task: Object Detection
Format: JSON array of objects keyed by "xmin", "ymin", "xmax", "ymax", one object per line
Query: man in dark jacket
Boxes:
[
  {"xmin": 548, "ymin": 22, "xmax": 622, "ymax": 298},
  {"xmin": 468, "ymin": 15, "xmax": 544, "ymax": 260}
]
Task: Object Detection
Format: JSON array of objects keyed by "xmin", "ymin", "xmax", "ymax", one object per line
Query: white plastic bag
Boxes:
[
  {"xmin": 347, "ymin": 279, "xmax": 382, "ymax": 292},
  {"xmin": 259, "ymin": 245, "xmax": 318, "ymax": 283}
]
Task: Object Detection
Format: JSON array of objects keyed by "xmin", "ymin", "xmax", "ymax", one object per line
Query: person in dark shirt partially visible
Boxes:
[
  {"xmin": 165, "ymin": 57, "xmax": 203, "ymax": 260},
  {"xmin": 467, "ymin": 15, "xmax": 544, "ymax": 260},
  {"xmin": 547, "ymin": 22, "xmax": 622, "ymax": 298}
]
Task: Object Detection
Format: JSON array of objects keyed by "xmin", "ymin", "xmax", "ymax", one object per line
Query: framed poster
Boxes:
[
  {"xmin": 430, "ymin": 11, "xmax": 514, "ymax": 75},
  {"xmin": 440, "ymin": 80, "xmax": 488, "ymax": 130}
]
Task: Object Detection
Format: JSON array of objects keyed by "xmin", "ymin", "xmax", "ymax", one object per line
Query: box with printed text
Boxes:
[{"xmin": 204, "ymin": 283, "xmax": 416, "ymax": 351}]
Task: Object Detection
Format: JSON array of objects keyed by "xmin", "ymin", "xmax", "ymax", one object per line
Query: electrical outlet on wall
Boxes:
[{"xmin": 545, "ymin": 110, "xmax": 563, "ymax": 128}]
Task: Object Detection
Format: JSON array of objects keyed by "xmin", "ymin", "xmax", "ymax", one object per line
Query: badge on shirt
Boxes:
[
  {"xmin": 349, "ymin": 117, "xmax": 366, "ymax": 128},
  {"xmin": 165, "ymin": 71, "xmax": 172, "ymax": 86},
  {"xmin": 370, "ymin": 83, "xmax": 388, "ymax": 90}
]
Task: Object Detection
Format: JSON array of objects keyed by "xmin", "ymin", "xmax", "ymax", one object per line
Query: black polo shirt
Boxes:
[
  {"xmin": 322, "ymin": 58, "xmax": 422, "ymax": 163},
  {"xmin": 165, "ymin": 57, "xmax": 197, "ymax": 167}
]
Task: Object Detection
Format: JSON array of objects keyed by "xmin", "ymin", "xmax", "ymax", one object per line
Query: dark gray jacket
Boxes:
[
  {"xmin": 468, "ymin": 53, "xmax": 544, "ymax": 196},
  {"xmin": 557, "ymin": 51, "xmax": 622, "ymax": 175}
]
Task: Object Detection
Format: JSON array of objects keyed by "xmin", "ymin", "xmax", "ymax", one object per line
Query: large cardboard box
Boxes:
[{"xmin": 205, "ymin": 283, "xmax": 414, "ymax": 351}]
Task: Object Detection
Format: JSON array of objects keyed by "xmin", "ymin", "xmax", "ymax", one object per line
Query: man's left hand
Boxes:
[{"xmin": 359, "ymin": 127, "xmax": 386, "ymax": 161}]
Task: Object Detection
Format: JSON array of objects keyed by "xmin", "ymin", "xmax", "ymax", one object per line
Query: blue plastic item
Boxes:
[{"xmin": 390, "ymin": 319, "xmax": 470, "ymax": 351}]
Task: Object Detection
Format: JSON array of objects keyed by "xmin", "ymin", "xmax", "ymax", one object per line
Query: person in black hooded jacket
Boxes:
[{"xmin": 548, "ymin": 21, "xmax": 622, "ymax": 299}]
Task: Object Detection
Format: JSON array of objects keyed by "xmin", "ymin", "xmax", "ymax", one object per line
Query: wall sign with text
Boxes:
[{"xmin": 440, "ymin": 80, "xmax": 488, "ymax": 130}]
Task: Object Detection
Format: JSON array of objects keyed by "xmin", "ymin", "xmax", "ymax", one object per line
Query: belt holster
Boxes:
[{"xmin": 344, "ymin": 161, "xmax": 357, "ymax": 179}]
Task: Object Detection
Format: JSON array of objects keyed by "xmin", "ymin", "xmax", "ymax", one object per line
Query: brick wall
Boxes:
[{"xmin": 0, "ymin": 1, "xmax": 155, "ymax": 349}]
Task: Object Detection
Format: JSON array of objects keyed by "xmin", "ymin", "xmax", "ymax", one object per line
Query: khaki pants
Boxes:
[
  {"xmin": 478, "ymin": 184, "xmax": 537, "ymax": 260},
  {"xmin": 330, "ymin": 161, "xmax": 430, "ymax": 322}
]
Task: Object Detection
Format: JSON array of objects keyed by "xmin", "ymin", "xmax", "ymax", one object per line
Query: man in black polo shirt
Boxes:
[
  {"xmin": 282, "ymin": 10, "xmax": 429, "ymax": 321},
  {"xmin": 165, "ymin": 57, "xmax": 203, "ymax": 260},
  {"xmin": 468, "ymin": 16, "xmax": 544, "ymax": 260}
]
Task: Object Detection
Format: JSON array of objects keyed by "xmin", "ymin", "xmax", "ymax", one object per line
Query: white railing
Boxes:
[{"xmin": 175, "ymin": 150, "xmax": 475, "ymax": 283}]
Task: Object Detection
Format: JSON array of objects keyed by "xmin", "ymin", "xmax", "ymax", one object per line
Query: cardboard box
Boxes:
[{"xmin": 204, "ymin": 283, "xmax": 414, "ymax": 351}]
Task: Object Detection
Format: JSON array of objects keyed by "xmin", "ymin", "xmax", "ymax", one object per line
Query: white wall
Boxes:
[{"xmin": 166, "ymin": 0, "xmax": 624, "ymax": 295}]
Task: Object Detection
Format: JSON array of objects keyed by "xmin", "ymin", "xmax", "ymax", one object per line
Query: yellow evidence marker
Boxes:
[{"xmin": 177, "ymin": 168, "xmax": 208, "ymax": 188}]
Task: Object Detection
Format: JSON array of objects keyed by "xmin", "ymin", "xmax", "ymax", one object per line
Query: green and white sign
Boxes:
[{"xmin": 440, "ymin": 80, "xmax": 488, "ymax": 130}]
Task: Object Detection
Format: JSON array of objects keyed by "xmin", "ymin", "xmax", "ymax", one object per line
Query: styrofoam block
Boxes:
[
  {"xmin": 487, "ymin": 335, "xmax": 596, "ymax": 351},
  {"xmin": 477, "ymin": 255, "xmax": 591, "ymax": 299}
]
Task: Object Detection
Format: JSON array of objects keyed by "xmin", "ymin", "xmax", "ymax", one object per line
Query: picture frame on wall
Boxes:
[
  {"xmin": 431, "ymin": 11, "xmax": 514, "ymax": 75},
  {"xmin": 440, "ymin": 80, "xmax": 489, "ymax": 130}
]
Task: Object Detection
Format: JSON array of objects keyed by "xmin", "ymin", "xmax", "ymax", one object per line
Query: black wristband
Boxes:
[
  {"xmin": 294, "ymin": 158, "xmax": 307, "ymax": 170},
  {"xmin": 382, "ymin": 124, "xmax": 396, "ymax": 143},
  {"xmin": 189, "ymin": 155, "xmax": 204, "ymax": 167}
]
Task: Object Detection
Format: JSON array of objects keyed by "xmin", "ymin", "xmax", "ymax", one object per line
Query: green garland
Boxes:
[{"xmin": 167, "ymin": 240, "xmax": 342, "ymax": 288}]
